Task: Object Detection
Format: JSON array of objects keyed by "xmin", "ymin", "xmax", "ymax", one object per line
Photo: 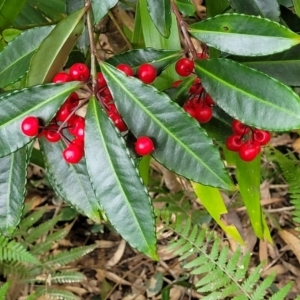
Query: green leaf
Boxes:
[
  {"xmin": 0, "ymin": 81, "xmax": 80, "ymax": 157},
  {"xmin": 27, "ymin": 7, "xmax": 85, "ymax": 86},
  {"xmin": 101, "ymin": 62, "xmax": 233, "ymax": 190},
  {"xmin": 228, "ymin": 0, "xmax": 280, "ymax": 21},
  {"xmin": 192, "ymin": 183, "xmax": 244, "ymax": 243},
  {"xmin": 147, "ymin": 0, "xmax": 171, "ymax": 38},
  {"xmin": 236, "ymin": 44, "xmax": 300, "ymax": 87},
  {"xmin": 0, "ymin": 0, "xmax": 27, "ymax": 28},
  {"xmin": 91, "ymin": 0, "xmax": 118, "ymax": 24},
  {"xmin": 293, "ymin": 0, "xmax": 300, "ymax": 17},
  {"xmin": 175, "ymin": 0, "xmax": 196, "ymax": 16},
  {"xmin": 85, "ymin": 98, "xmax": 157, "ymax": 259},
  {"xmin": 194, "ymin": 59, "xmax": 300, "ymax": 131},
  {"xmin": 0, "ymin": 146, "xmax": 29, "ymax": 236},
  {"xmin": 39, "ymin": 139, "xmax": 100, "ymax": 222},
  {"xmin": 2, "ymin": 28, "xmax": 21, "ymax": 42},
  {"xmin": 0, "ymin": 281, "xmax": 10, "ymax": 299},
  {"xmin": 206, "ymin": 0, "xmax": 229, "ymax": 17},
  {"xmin": 0, "ymin": 26, "xmax": 54, "ymax": 88},
  {"xmin": 106, "ymin": 48, "xmax": 182, "ymax": 74},
  {"xmin": 189, "ymin": 14, "xmax": 300, "ymax": 56}
]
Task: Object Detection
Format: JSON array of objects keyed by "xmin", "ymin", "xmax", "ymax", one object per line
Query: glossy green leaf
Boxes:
[
  {"xmin": 27, "ymin": 8, "xmax": 85, "ymax": 86},
  {"xmin": 39, "ymin": 138, "xmax": 100, "ymax": 222},
  {"xmin": 13, "ymin": 3, "xmax": 49, "ymax": 26},
  {"xmin": 85, "ymin": 98, "xmax": 157, "ymax": 259},
  {"xmin": 0, "ymin": 26, "xmax": 54, "ymax": 88},
  {"xmin": 229, "ymin": 150, "xmax": 272, "ymax": 242},
  {"xmin": 2, "ymin": 28, "xmax": 21, "ymax": 42},
  {"xmin": 0, "ymin": 81, "xmax": 80, "ymax": 157},
  {"xmin": 189, "ymin": 14, "xmax": 300, "ymax": 56},
  {"xmin": 192, "ymin": 183, "xmax": 244, "ymax": 243},
  {"xmin": 175, "ymin": 0, "xmax": 195, "ymax": 16},
  {"xmin": 293, "ymin": 0, "xmax": 300, "ymax": 17},
  {"xmin": 194, "ymin": 59, "xmax": 300, "ymax": 131},
  {"xmin": 206, "ymin": 0, "xmax": 229, "ymax": 17},
  {"xmin": 91, "ymin": 0, "xmax": 118, "ymax": 24},
  {"xmin": 147, "ymin": 0, "xmax": 171, "ymax": 38},
  {"xmin": 101, "ymin": 62, "xmax": 233, "ymax": 190},
  {"xmin": 106, "ymin": 48, "xmax": 182, "ymax": 74},
  {"xmin": 0, "ymin": 0, "xmax": 26, "ymax": 28},
  {"xmin": 0, "ymin": 145, "xmax": 29, "ymax": 236},
  {"xmin": 234, "ymin": 44, "xmax": 300, "ymax": 86},
  {"xmin": 228, "ymin": 0, "xmax": 280, "ymax": 21},
  {"xmin": 138, "ymin": 155, "xmax": 151, "ymax": 186}
]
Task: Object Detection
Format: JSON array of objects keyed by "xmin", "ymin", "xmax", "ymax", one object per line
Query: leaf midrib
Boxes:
[
  {"xmin": 91, "ymin": 100, "xmax": 152, "ymax": 248},
  {"xmin": 104, "ymin": 64, "xmax": 230, "ymax": 188}
]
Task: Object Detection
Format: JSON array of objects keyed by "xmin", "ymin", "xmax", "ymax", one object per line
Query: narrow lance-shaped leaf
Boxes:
[
  {"xmin": 101, "ymin": 62, "xmax": 234, "ymax": 190},
  {"xmin": 27, "ymin": 7, "xmax": 85, "ymax": 86},
  {"xmin": 91, "ymin": 0, "xmax": 118, "ymax": 24},
  {"xmin": 39, "ymin": 139, "xmax": 100, "ymax": 222},
  {"xmin": 106, "ymin": 48, "xmax": 182, "ymax": 74},
  {"xmin": 0, "ymin": 145, "xmax": 29, "ymax": 236},
  {"xmin": 0, "ymin": 81, "xmax": 80, "ymax": 157},
  {"xmin": 85, "ymin": 98, "xmax": 157, "ymax": 259},
  {"xmin": 189, "ymin": 14, "xmax": 300, "ymax": 56},
  {"xmin": 194, "ymin": 59, "xmax": 300, "ymax": 131},
  {"xmin": 0, "ymin": 26, "xmax": 54, "ymax": 88},
  {"xmin": 0, "ymin": 0, "xmax": 26, "ymax": 28},
  {"xmin": 147, "ymin": 0, "xmax": 172, "ymax": 38},
  {"xmin": 228, "ymin": 0, "xmax": 280, "ymax": 21}
]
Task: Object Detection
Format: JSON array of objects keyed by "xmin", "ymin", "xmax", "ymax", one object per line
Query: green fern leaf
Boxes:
[
  {"xmin": 50, "ymin": 271, "xmax": 86, "ymax": 283},
  {"xmin": 35, "ymin": 287, "xmax": 80, "ymax": 300},
  {"xmin": 0, "ymin": 281, "xmax": 10, "ymax": 300},
  {"xmin": 43, "ymin": 244, "xmax": 97, "ymax": 268},
  {"xmin": 269, "ymin": 282, "xmax": 293, "ymax": 300}
]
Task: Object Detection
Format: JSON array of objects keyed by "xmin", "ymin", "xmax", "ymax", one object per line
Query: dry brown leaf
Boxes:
[
  {"xmin": 106, "ymin": 239, "xmax": 126, "ymax": 267},
  {"xmin": 259, "ymin": 240, "xmax": 269, "ymax": 265},
  {"xmin": 95, "ymin": 240, "xmax": 119, "ymax": 248},
  {"xmin": 292, "ymin": 138, "xmax": 300, "ymax": 153},
  {"xmin": 282, "ymin": 260, "xmax": 300, "ymax": 277},
  {"xmin": 65, "ymin": 286, "xmax": 87, "ymax": 296},
  {"xmin": 262, "ymin": 264, "xmax": 286, "ymax": 277},
  {"xmin": 105, "ymin": 271, "xmax": 131, "ymax": 286},
  {"xmin": 157, "ymin": 245, "xmax": 177, "ymax": 261},
  {"xmin": 278, "ymin": 229, "xmax": 300, "ymax": 263}
]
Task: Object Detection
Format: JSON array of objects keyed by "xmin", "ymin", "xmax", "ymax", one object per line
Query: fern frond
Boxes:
[
  {"xmin": 159, "ymin": 211, "xmax": 292, "ymax": 299},
  {"xmin": 268, "ymin": 281, "xmax": 293, "ymax": 300},
  {"xmin": 34, "ymin": 287, "xmax": 80, "ymax": 300},
  {"xmin": 50, "ymin": 271, "xmax": 86, "ymax": 283},
  {"xmin": 0, "ymin": 235, "xmax": 39, "ymax": 264},
  {"xmin": 0, "ymin": 261, "xmax": 36, "ymax": 278},
  {"xmin": 271, "ymin": 149, "xmax": 300, "ymax": 224},
  {"xmin": 31, "ymin": 227, "xmax": 69, "ymax": 255},
  {"xmin": 43, "ymin": 244, "xmax": 97, "ymax": 268},
  {"xmin": 0, "ymin": 281, "xmax": 10, "ymax": 300}
]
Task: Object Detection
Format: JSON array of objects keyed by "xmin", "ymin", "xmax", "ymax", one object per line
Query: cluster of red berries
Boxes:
[
  {"xmin": 225, "ymin": 120, "xmax": 271, "ymax": 161},
  {"xmin": 21, "ymin": 62, "xmax": 157, "ymax": 163},
  {"xmin": 21, "ymin": 63, "xmax": 90, "ymax": 164}
]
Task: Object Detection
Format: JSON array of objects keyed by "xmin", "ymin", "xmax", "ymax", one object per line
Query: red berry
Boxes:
[
  {"xmin": 175, "ymin": 58, "xmax": 194, "ymax": 77},
  {"xmin": 108, "ymin": 110, "xmax": 128, "ymax": 132},
  {"xmin": 195, "ymin": 105, "xmax": 213, "ymax": 123},
  {"xmin": 232, "ymin": 119, "xmax": 250, "ymax": 136},
  {"xmin": 137, "ymin": 63, "xmax": 157, "ymax": 84},
  {"xmin": 172, "ymin": 80, "xmax": 183, "ymax": 88},
  {"xmin": 63, "ymin": 143, "xmax": 84, "ymax": 164},
  {"xmin": 184, "ymin": 106, "xmax": 198, "ymax": 119},
  {"xmin": 52, "ymin": 72, "xmax": 73, "ymax": 83},
  {"xmin": 21, "ymin": 116, "xmax": 39, "ymax": 136},
  {"xmin": 66, "ymin": 92, "xmax": 80, "ymax": 108},
  {"xmin": 204, "ymin": 94, "xmax": 215, "ymax": 106},
  {"xmin": 197, "ymin": 52, "xmax": 209, "ymax": 60},
  {"xmin": 135, "ymin": 136, "xmax": 155, "ymax": 156},
  {"xmin": 68, "ymin": 115, "xmax": 85, "ymax": 140},
  {"xmin": 253, "ymin": 129, "xmax": 271, "ymax": 145},
  {"xmin": 117, "ymin": 64, "xmax": 134, "ymax": 76},
  {"xmin": 97, "ymin": 72, "xmax": 107, "ymax": 88},
  {"xmin": 44, "ymin": 124, "xmax": 61, "ymax": 143},
  {"xmin": 226, "ymin": 134, "xmax": 243, "ymax": 152},
  {"xmin": 69, "ymin": 63, "xmax": 90, "ymax": 81},
  {"xmin": 56, "ymin": 102, "xmax": 73, "ymax": 122},
  {"xmin": 238, "ymin": 141, "xmax": 261, "ymax": 162}
]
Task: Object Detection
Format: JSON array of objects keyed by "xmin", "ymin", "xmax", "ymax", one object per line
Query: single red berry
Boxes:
[
  {"xmin": 68, "ymin": 115, "xmax": 85, "ymax": 140},
  {"xmin": 238, "ymin": 141, "xmax": 261, "ymax": 162},
  {"xmin": 21, "ymin": 116, "xmax": 39, "ymax": 136},
  {"xmin": 113, "ymin": 115, "xmax": 128, "ymax": 132},
  {"xmin": 52, "ymin": 72, "xmax": 73, "ymax": 83},
  {"xmin": 44, "ymin": 124, "xmax": 61, "ymax": 143},
  {"xmin": 204, "ymin": 94, "xmax": 215, "ymax": 106},
  {"xmin": 184, "ymin": 105, "xmax": 198, "ymax": 119},
  {"xmin": 72, "ymin": 137, "xmax": 84, "ymax": 148},
  {"xmin": 56, "ymin": 102, "xmax": 73, "ymax": 122},
  {"xmin": 69, "ymin": 63, "xmax": 90, "ymax": 81},
  {"xmin": 63, "ymin": 143, "xmax": 84, "ymax": 164},
  {"xmin": 137, "ymin": 63, "xmax": 157, "ymax": 84},
  {"xmin": 253, "ymin": 129, "xmax": 271, "ymax": 145},
  {"xmin": 172, "ymin": 80, "xmax": 183, "ymax": 88},
  {"xmin": 226, "ymin": 134, "xmax": 243, "ymax": 152},
  {"xmin": 195, "ymin": 105, "xmax": 213, "ymax": 123},
  {"xmin": 232, "ymin": 119, "xmax": 250, "ymax": 136},
  {"xmin": 135, "ymin": 136, "xmax": 155, "ymax": 156},
  {"xmin": 175, "ymin": 58, "xmax": 194, "ymax": 77},
  {"xmin": 66, "ymin": 92, "xmax": 80, "ymax": 108},
  {"xmin": 97, "ymin": 72, "xmax": 107, "ymax": 88},
  {"xmin": 197, "ymin": 52, "xmax": 209, "ymax": 60},
  {"xmin": 117, "ymin": 64, "xmax": 134, "ymax": 76}
]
